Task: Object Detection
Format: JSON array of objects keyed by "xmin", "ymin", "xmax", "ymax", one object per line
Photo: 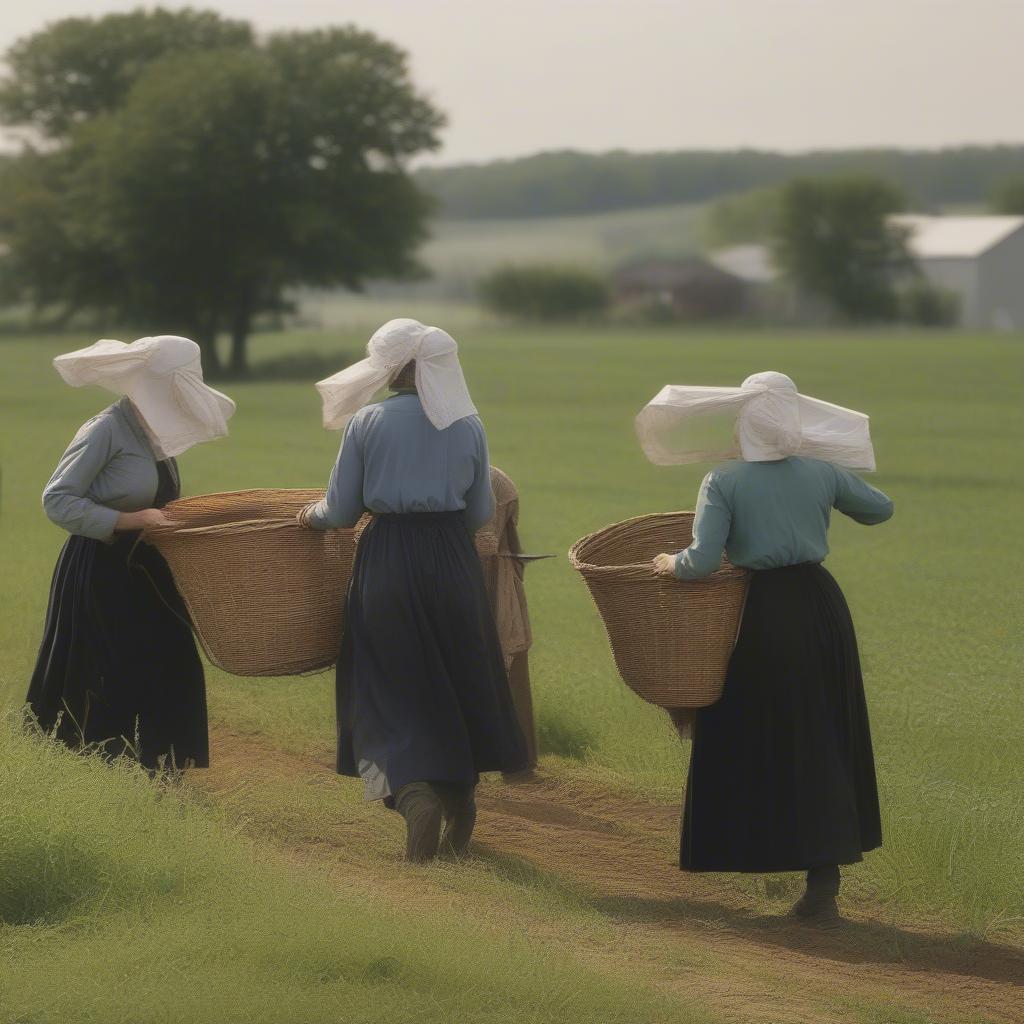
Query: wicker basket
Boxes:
[
  {"xmin": 569, "ymin": 512, "xmax": 751, "ymax": 709},
  {"xmin": 145, "ymin": 489, "xmax": 363, "ymax": 677}
]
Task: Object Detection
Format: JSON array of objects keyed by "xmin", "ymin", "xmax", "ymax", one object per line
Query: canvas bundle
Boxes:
[{"xmin": 569, "ymin": 512, "xmax": 751, "ymax": 709}]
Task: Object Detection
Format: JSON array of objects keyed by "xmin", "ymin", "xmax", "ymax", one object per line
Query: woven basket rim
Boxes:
[
  {"xmin": 568, "ymin": 510, "xmax": 748, "ymax": 580},
  {"xmin": 163, "ymin": 486, "xmax": 324, "ymax": 503}
]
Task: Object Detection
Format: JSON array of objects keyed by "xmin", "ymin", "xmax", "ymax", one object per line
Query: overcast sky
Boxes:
[{"xmin": 2, "ymin": 0, "xmax": 1022, "ymax": 164}]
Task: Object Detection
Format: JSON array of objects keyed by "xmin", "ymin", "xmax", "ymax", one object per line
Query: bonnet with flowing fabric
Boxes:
[
  {"xmin": 635, "ymin": 371, "xmax": 876, "ymax": 471},
  {"xmin": 53, "ymin": 335, "xmax": 236, "ymax": 458},
  {"xmin": 315, "ymin": 318, "xmax": 477, "ymax": 431}
]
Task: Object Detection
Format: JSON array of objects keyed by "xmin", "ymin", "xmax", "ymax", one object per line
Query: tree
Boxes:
[
  {"xmin": 990, "ymin": 177, "xmax": 1024, "ymax": 214},
  {"xmin": 0, "ymin": 8, "xmax": 253, "ymax": 139},
  {"xmin": 0, "ymin": 12, "xmax": 444, "ymax": 374},
  {"xmin": 772, "ymin": 176, "xmax": 910, "ymax": 322}
]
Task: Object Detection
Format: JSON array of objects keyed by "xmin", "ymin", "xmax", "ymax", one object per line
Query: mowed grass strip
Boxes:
[{"xmin": 1, "ymin": 327, "xmax": 1022, "ymax": 946}]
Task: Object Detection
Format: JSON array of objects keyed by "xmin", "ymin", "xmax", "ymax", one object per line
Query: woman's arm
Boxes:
[
  {"xmin": 42, "ymin": 419, "xmax": 119, "ymax": 539},
  {"xmin": 463, "ymin": 417, "xmax": 496, "ymax": 533},
  {"xmin": 654, "ymin": 473, "xmax": 732, "ymax": 580},
  {"xmin": 832, "ymin": 465, "xmax": 894, "ymax": 525},
  {"xmin": 304, "ymin": 418, "xmax": 366, "ymax": 530}
]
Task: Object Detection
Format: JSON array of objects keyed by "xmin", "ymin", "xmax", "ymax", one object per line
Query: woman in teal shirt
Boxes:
[{"xmin": 642, "ymin": 371, "xmax": 893, "ymax": 924}]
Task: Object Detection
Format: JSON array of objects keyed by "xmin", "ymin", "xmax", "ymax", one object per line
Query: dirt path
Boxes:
[{"xmin": 191, "ymin": 727, "xmax": 1024, "ymax": 1024}]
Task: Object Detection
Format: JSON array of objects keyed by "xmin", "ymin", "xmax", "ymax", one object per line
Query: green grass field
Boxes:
[{"xmin": 2, "ymin": 326, "xmax": 1022, "ymax": 1023}]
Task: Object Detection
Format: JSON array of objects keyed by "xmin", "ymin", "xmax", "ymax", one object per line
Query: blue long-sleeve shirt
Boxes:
[
  {"xmin": 307, "ymin": 392, "xmax": 495, "ymax": 532},
  {"xmin": 675, "ymin": 457, "xmax": 893, "ymax": 579}
]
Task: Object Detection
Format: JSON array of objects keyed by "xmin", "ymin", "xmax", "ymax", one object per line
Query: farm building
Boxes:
[
  {"xmin": 708, "ymin": 245, "xmax": 827, "ymax": 322},
  {"xmin": 612, "ymin": 257, "xmax": 744, "ymax": 319},
  {"xmin": 710, "ymin": 216, "xmax": 1024, "ymax": 329},
  {"xmin": 890, "ymin": 215, "xmax": 1024, "ymax": 330}
]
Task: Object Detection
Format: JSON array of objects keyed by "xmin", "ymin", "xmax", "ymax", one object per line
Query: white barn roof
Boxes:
[
  {"xmin": 709, "ymin": 244, "xmax": 778, "ymax": 282},
  {"xmin": 890, "ymin": 215, "xmax": 1024, "ymax": 259}
]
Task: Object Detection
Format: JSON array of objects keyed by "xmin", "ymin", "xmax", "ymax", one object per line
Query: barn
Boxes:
[
  {"xmin": 891, "ymin": 215, "xmax": 1024, "ymax": 330},
  {"xmin": 612, "ymin": 257, "xmax": 744, "ymax": 319}
]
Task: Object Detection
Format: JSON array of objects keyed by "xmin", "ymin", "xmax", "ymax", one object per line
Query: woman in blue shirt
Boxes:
[
  {"xmin": 642, "ymin": 371, "xmax": 893, "ymax": 924},
  {"xmin": 300, "ymin": 319, "xmax": 527, "ymax": 862}
]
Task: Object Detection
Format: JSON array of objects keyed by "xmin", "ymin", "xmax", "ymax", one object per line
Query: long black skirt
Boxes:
[
  {"xmin": 681, "ymin": 563, "xmax": 882, "ymax": 873},
  {"xmin": 336, "ymin": 512, "xmax": 528, "ymax": 801},
  {"xmin": 26, "ymin": 533, "xmax": 208, "ymax": 770}
]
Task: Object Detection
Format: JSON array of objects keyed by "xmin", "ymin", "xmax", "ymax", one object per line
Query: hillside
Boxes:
[{"xmin": 414, "ymin": 145, "xmax": 1024, "ymax": 219}]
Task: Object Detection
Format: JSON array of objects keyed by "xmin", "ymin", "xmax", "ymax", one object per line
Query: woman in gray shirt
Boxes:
[
  {"xmin": 301, "ymin": 319, "xmax": 527, "ymax": 862},
  {"xmin": 27, "ymin": 336, "xmax": 234, "ymax": 770}
]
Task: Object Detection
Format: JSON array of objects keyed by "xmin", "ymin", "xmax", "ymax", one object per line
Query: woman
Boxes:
[
  {"xmin": 639, "ymin": 371, "xmax": 893, "ymax": 924},
  {"xmin": 300, "ymin": 318, "xmax": 527, "ymax": 863},
  {"xmin": 27, "ymin": 336, "xmax": 235, "ymax": 771}
]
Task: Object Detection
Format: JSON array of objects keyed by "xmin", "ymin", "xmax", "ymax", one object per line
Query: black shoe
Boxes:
[
  {"xmin": 789, "ymin": 892, "xmax": 841, "ymax": 927},
  {"xmin": 437, "ymin": 784, "xmax": 477, "ymax": 858},
  {"xmin": 394, "ymin": 782, "xmax": 444, "ymax": 864}
]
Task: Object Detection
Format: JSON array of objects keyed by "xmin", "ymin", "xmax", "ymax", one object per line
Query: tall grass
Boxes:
[{"xmin": 0, "ymin": 719, "xmax": 684, "ymax": 1024}]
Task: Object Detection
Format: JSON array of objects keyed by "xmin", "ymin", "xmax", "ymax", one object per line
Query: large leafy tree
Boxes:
[
  {"xmin": 772, "ymin": 176, "xmax": 910, "ymax": 322},
  {"xmin": 0, "ymin": 11, "xmax": 444, "ymax": 374},
  {"xmin": 0, "ymin": 8, "xmax": 254, "ymax": 139}
]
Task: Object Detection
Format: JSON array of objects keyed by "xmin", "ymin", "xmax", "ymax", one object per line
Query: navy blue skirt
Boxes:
[
  {"xmin": 26, "ymin": 462, "xmax": 207, "ymax": 770},
  {"xmin": 681, "ymin": 563, "xmax": 882, "ymax": 873},
  {"xmin": 335, "ymin": 512, "xmax": 528, "ymax": 800}
]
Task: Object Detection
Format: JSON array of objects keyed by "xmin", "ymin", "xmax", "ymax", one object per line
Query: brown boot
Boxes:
[
  {"xmin": 789, "ymin": 865, "xmax": 841, "ymax": 927},
  {"xmin": 436, "ymin": 783, "xmax": 477, "ymax": 858},
  {"xmin": 393, "ymin": 782, "xmax": 444, "ymax": 863}
]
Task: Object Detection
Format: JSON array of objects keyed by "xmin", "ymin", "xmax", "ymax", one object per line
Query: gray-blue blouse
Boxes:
[
  {"xmin": 307, "ymin": 392, "xmax": 495, "ymax": 531},
  {"xmin": 42, "ymin": 398, "xmax": 169, "ymax": 541}
]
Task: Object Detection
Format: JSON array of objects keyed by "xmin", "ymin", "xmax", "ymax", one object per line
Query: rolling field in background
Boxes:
[{"xmin": 2, "ymin": 326, "xmax": 1022, "ymax": 1023}]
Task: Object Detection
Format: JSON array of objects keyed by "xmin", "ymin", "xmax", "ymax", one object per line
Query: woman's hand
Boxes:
[
  {"xmin": 295, "ymin": 502, "xmax": 318, "ymax": 529},
  {"xmin": 116, "ymin": 508, "xmax": 176, "ymax": 531},
  {"xmin": 652, "ymin": 552, "xmax": 677, "ymax": 576}
]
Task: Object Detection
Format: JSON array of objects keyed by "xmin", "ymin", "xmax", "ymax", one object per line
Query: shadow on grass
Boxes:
[
  {"xmin": 1, "ymin": 844, "xmax": 111, "ymax": 926},
  {"xmin": 589, "ymin": 892, "xmax": 1024, "ymax": 987},
  {"xmin": 537, "ymin": 708, "xmax": 598, "ymax": 761},
  {"xmin": 467, "ymin": 844, "xmax": 596, "ymax": 911},
  {"xmin": 470, "ymin": 818, "xmax": 1024, "ymax": 989}
]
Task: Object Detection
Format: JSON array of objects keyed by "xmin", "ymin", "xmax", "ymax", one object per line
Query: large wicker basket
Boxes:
[
  {"xmin": 146, "ymin": 486, "xmax": 510, "ymax": 678},
  {"xmin": 569, "ymin": 512, "xmax": 751, "ymax": 709},
  {"xmin": 145, "ymin": 489, "xmax": 362, "ymax": 677}
]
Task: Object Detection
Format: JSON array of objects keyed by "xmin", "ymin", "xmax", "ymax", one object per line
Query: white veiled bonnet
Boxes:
[
  {"xmin": 636, "ymin": 370, "xmax": 876, "ymax": 471},
  {"xmin": 316, "ymin": 318, "xmax": 477, "ymax": 431},
  {"xmin": 53, "ymin": 335, "xmax": 236, "ymax": 458}
]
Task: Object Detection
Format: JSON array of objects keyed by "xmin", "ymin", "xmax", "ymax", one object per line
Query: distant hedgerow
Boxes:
[{"xmin": 479, "ymin": 264, "xmax": 610, "ymax": 321}]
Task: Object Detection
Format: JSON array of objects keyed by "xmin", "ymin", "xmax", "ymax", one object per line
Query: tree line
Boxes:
[{"xmin": 415, "ymin": 146, "xmax": 1024, "ymax": 220}]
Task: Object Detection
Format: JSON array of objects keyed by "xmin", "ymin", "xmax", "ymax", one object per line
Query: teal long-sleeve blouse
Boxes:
[
  {"xmin": 306, "ymin": 392, "xmax": 495, "ymax": 532},
  {"xmin": 674, "ymin": 457, "xmax": 893, "ymax": 580}
]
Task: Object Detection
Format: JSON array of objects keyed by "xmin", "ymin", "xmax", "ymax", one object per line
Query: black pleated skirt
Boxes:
[
  {"xmin": 26, "ymin": 465, "xmax": 207, "ymax": 770},
  {"xmin": 681, "ymin": 562, "xmax": 882, "ymax": 873},
  {"xmin": 336, "ymin": 512, "xmax": 528, "ymax": 801}
]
